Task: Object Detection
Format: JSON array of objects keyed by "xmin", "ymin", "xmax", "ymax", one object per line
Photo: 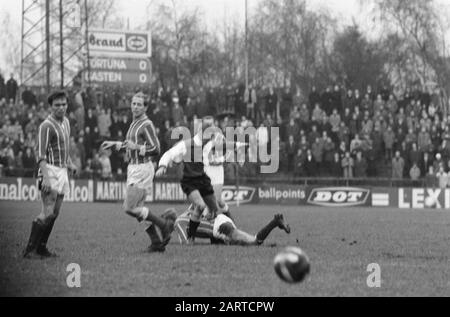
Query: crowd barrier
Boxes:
[{"xmin": 1, "ymin": 177, "xmax": 449, "ymax": 210}]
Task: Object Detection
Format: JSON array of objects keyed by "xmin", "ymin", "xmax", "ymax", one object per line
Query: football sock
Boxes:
[
  {"xmin": 24, "ymin": 220, "xmax": 46, "ymax": 256},
  {"xmin": 146, "ymin": 225, "xmax": 162, "ymax": 246},
  {"xmin": 256, "ymin": 218, "xmax": 278, "ymax": 244},
  {"xmin": 144, "ymin": 210, "xmax": 167, "ymax": 230},
  {"xmin": 38, "ymin": 216, "xmax": 57, "ymax": 251},
  {"xmin": 187, "ymin": 220, "xmax": 200, "ymax": 239}
]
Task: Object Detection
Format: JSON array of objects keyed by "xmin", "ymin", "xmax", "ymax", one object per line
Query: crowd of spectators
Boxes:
[{"xmin": 2, "ymin": 70, "xmax": 450, "ymax": 186}]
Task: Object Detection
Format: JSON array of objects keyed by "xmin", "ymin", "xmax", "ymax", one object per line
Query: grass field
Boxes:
[{"xmin": 1, "ymin": 201, "xmax": 450, "ymax": 297}]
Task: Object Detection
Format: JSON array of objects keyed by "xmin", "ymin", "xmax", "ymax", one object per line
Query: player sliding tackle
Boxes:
[
  {"xmin": 101, "ymin": 93, "xmax": 176, "ymax": 253},
  {"xmin": 155, "ymin": 117, "xmax": 220, "ymax": 244},
  {"xmin": 151, "ymin": 207, "xmax": 291, "ymax": 246},
  {"xmin": 155, "ymin": 117, "xmax": 246, "ymax": 244}
]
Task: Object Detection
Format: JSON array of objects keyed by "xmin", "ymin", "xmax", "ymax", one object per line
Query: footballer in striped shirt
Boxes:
[
  {"xmin": 118, "ymin": 93, "xmax": 176, "ymax": 253},
  {"xmin": 168, "ymin": 206, "xmax": 291, "ymax": 246},
  {"xmin": 24, "ymin": 90, "xmax": 77, "ymax": 259}
]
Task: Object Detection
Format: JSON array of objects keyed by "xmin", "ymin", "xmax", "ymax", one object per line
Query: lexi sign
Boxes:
[
  {"xmin": 398, "ymin": 188, "xmax": 450, "ymax": 209},
  {"xmin": 88, "ymin": 29, "xmax": 151, "ymax": 58}
]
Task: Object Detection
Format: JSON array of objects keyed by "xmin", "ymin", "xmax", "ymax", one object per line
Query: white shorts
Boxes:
[
  {"xmin": 40, "ymin": 165, "xmax": 70, "ymax": 196},
  {"xmin": 127, "ymin": 162, "xmax": 154, "ymax": 194},
  {"xmin": 205, "ymin": 165, "xmax": 224, "ymax": 186},
  {"xmin": 213, "ymin": 214, "xmax": 236, "ymax": 242}
]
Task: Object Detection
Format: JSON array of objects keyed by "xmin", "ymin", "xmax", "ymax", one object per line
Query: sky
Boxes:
[
  {"xmin": 0, "ymin": 0, "xmax": 364, "ymax": 26},
  {"xmin": 0, "ymin": 0, "xmax": 365, "ymax": 74},
  {"xmin": 120, "ymin": 0, "xmax": 364, "ymax": 29},
  {"xmin": 1, "ymin": 0, "xmax": 449, "ymax": 75}
]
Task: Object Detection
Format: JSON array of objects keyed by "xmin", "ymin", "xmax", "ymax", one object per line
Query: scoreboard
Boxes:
[
  {"xmin": 84, "ymin": 29, "xmax": 152, "ymax": 85},
  {"xmin": 85, "ymin": 57, "xmax": 151, "ymax": 84}
]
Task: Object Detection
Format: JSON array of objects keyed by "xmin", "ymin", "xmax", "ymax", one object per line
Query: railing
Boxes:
[
  {"xmin": 0, "ymin": 166, "xmax": 436, "ymax": 188},
  {"xmin": 239, "ymin": 176, "xmax": 432, "ymax": 188}
]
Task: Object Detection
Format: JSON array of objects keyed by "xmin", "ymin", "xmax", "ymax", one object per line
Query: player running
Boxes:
[
  {"xmin": 103, "ymin": 93, "xmax": 176, "ymax": 252},
  {"xmin": 155, "ymin": 117, "xmax": 221, "ymax": 244},
  {"xmin": 172, "ymin": 207, "xmax": 291, "ymax": 246},
  {"xmin": 24, "ymin": 90, "xmax": 77, "ymax": 258}
]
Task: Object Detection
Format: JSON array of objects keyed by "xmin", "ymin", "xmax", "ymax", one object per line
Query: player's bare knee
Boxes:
[
  {"xmin": 122, "ymin": 201, "xmax": 131, "ymax": 213},
  {"xmin": 42, "ymin": 191, "xmax": 57, "ymax": 215},
  {"xmin": 45, "ymin": 213, "xmax": 58, "ymax": 224},
  {"xmin": 42, "ymin": 191, "xmax": 57, "ymax": 205},
  {"xmin": 124, "ymin": 186, "xmax": 145, "ymax": 214},
  {"xmin": 122, "ymin": 198, "xmax": 135, "ymax": 213},
  {"xmin": 37, "ymin": 212, "xmax": 46, "ymax": 222}
]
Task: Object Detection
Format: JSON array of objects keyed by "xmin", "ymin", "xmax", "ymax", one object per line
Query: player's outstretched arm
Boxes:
[
  {"xmin": 100, "ymin": 141, "xmax": 125, "ymax": 152},
  {"xmin": 156, "ymin": 141, "xmax": 187, "ymax": 177}
]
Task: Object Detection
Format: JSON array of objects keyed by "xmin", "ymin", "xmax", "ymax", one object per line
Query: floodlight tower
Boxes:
[
  {"xmin": 21, "ymin": 0, "xmax": 90, "ymax": 93},
  {"xmin": 20, "ymin": 0, "xmax": 51, "ymax": 92},
  {"xmin": 245, "ymin": 0, "xmax": 249, "ymax": 90}
]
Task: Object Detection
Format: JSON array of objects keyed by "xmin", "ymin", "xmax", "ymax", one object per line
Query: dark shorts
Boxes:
[{"xmin": 181, "ymin": 175, "xmax": 214, "ymax": 198}]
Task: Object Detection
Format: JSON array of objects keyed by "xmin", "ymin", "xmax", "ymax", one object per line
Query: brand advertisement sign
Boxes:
[
  {"xmin": 307, "ymin": 187, "xmax": 371, "ymax": 207},
  {"xmin": 88, "ymin": 29, "xmax": 151, "ymax": 58},
  {"xmin": 0, "ymin": 178, "xmax": 94, "ymax": 203},
  {"xmin": 153, "ymin": 182, "xmax": 185, "ymax": 202},
  {"xmin": 222, "ymin": 186, "xmax": 257, "ymax": 206},
  {"xmin": 257, "ymin": 184, "xmax": 307, "ymax": 205},
  {"xmin": 2, "ymin": 177, "xmax": 448, "ymax": 210},
  {"xmin": 85, "ymin": 29, "xmax": 152, "ymax": 85},
  {"xmin": 397, "ymin": 188, "xmax": 450, "ymax": 210}
]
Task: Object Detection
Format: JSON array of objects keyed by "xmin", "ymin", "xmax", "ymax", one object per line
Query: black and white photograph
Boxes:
[{"xmin": 1, "ymin": 0, "xmax": 450, "ymax": 301}]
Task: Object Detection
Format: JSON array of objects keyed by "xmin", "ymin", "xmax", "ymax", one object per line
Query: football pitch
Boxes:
[{"xmin": 1, "ymin": 201, "xmax": 450, "ymax": 297}]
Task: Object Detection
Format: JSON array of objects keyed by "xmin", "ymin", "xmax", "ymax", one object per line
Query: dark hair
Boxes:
[{"xmin": 48, "ymin": 90, "xmax": 68, "ymax": 105}]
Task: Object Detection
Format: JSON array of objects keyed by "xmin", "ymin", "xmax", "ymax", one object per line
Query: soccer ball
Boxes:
[{"xmin": 274, "ymin": 247, "xmax": 310, "ymax": 284}]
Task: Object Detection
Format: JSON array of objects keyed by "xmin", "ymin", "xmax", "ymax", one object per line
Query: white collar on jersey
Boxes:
[{"xmin": 194, "ymin": 134, "xmax": 202, "ymax": 146}]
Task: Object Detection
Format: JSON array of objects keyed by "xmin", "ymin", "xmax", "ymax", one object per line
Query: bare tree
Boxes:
[
  {"xmin": 150, "ymin": 0, "xmax": 209, "ymax": 85},
  {"xmin": 370, "ymin": 0, "xmax": 450, "ymax": 99},
  {"xmin": 250, "ymin": 0, "xmax": 335, "ymax": 92},
  {"xmin": 0, "ymin": 11, "xmax": 22, "ymax": 76}
]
